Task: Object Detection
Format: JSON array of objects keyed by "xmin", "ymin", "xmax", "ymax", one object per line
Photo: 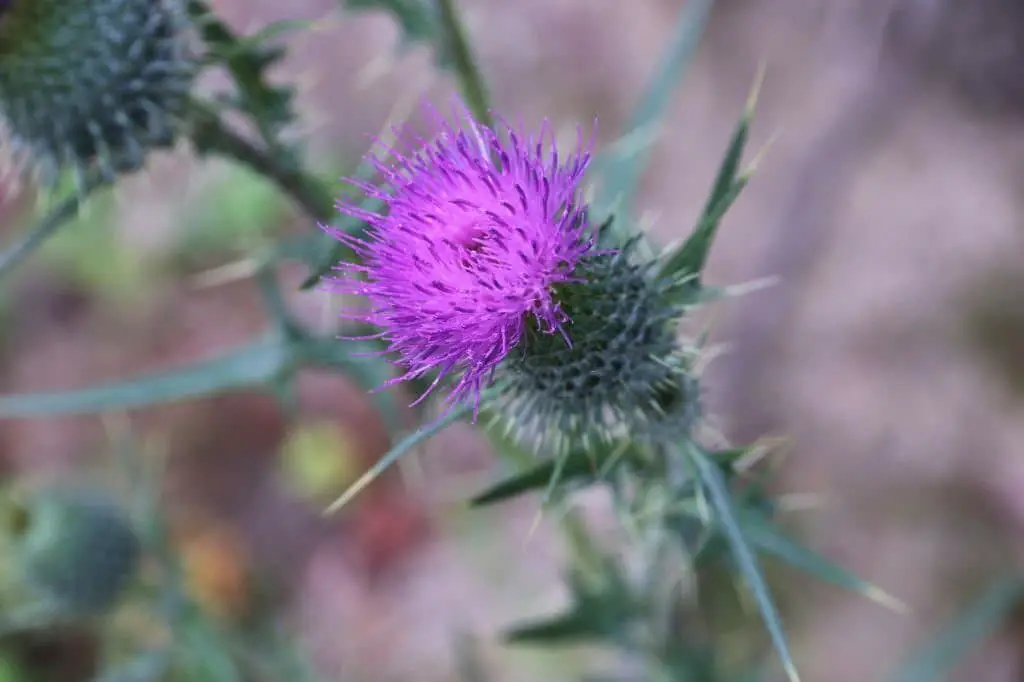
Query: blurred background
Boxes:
[{"xmin": 4, "ymin": 0, "xmax": 1024, "ymax": 680}]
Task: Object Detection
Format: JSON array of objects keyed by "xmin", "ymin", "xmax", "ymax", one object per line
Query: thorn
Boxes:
[
  {"xmin": 692, "ymin": 342, "xmax": 729, "ymax": 376},
  {"xmin": 189, "ymin": 257, "xmax": 262, "ymax": 290},
  {"xmin": 740, "ymin": 129, "xmax": 781, "ymax": 181},
  {"xmin": 522, "ymin": 507, "xmax": 545, "ymax": 550},
  {"xmin": 863, "ymin": 584, "xmax": 911, "ymax": 615},
  {"xmin": 773, "ymin": 492, "xmax": 829, "ymax": 513},
  {"xmin": 744, "ymin": 59, "xmax": 768, "ymax": 119},
  {"xmin": 323, "ymin": 470, "xmax": 368, "ymax": 515},
  {"xmin": 396, "ymin": 447, "xmax": 428, "ymax": 492},
  {"xmin": 731, "ymin": 440, "xmax": 776, "ymax": 472},
  {"xmin": 699, "ymin": 421, "xmax": 732, "ymax": 452},
  {"xmin": 722, "ymin": 275, "xmax": 779, "ymax": 297}
]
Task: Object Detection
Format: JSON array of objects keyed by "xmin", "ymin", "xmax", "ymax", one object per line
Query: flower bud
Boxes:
[
  {"xmin": 0, "ymin": 0, "xmax": 195, "ymax": 183},
  {"xmin": 6, "ymin": 487, "xmax": 140, "ymax": 615},
  {"xmin": 498, "ymin": 233, "xmax": 701, "ymax": 452}
]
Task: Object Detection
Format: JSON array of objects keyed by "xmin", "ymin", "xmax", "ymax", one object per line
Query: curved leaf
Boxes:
[
  {"xmin": 0, "ymin": 338, "xmax": 287, "ymax": 417},
  {"xmin": 687, "ymin": 442, "xmax": 800, "ymax": 682},
  {"xmin": 893, "ymin": 576, "xmax": 1024, "ymax": 682}
]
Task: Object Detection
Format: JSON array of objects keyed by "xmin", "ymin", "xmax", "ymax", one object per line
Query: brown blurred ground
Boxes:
[{"xmin": 5, "ymin": 1, "xmax": 1024, "ymax": 681}]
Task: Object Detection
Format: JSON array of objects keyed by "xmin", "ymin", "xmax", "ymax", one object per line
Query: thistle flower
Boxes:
[
  {"xmin": 0, "ymin": 0, "xmax": 195, "ymax": 184},
  {"xmin": 326, "ymin": 106, "xmax": 597, "ymax": 414},
  {"xmin": 328, "ymin": 105, "xmax": 702, "ymax": 454}
]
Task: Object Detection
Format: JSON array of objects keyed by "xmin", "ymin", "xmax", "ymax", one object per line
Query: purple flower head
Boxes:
[{"xmin": 326, "ymin": 104, "xmax": 597, "ymax": 415}]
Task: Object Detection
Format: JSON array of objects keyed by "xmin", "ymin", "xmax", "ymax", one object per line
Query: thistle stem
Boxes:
[
  {"xmin": 435, "ymin": 0, "xmax": 494, "ymax": 129},
  {"xmin": 0, "ymin": 171, "xmax": 111, "ymax": 283},
  {"xmin": 186, "ymin": 100, "xmax": 335, "ymax": 223}
]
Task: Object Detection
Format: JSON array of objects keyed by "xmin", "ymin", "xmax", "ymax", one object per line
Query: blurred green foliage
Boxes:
[
  {"xmin": 35, "ymin": 177, "xmax": 151, "ymax": 307},
  {"xmin": 173, "ymin": 164, "xmax": 290, "ymax": 268}
]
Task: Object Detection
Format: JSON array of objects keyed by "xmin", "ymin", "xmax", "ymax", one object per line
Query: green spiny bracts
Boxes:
[
  {"xmin": 496, "ymin": 233, "xmax": 701, "ymax": 454},
  {"xmin": 0, "ymin": 0, "xmax": 196, "ymax": 184},
  {"xmin": 5, "ymin": 487, "xmax": 140, "ymax": 615}
]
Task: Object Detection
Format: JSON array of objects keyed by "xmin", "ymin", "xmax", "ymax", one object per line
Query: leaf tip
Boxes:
[
  {"xmin": 740, "ymin": 129, "xmax": 780, "ymax": 181},
  {"xmin": 865, "ymin": 585, "xmax": 911, "ymax": 615},
  {"xmin": 322, "ymin": 467, "xmax": 377, "ymax": 516},
  {"xmin": 745, "ymin": 60, "xmax": 768, "ymax": 119}
]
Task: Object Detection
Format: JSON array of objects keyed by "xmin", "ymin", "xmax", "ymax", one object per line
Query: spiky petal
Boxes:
[{"xmin": 325, "ymin": 106, "xmax": 597, "ymax": 413}]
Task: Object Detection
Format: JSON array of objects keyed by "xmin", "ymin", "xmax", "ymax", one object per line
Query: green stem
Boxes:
[
  {"xmin": 255, "ymin": 262, "xmax": 302, "ymax": 336},
  {"xmin": 186, "ymin": 100, "xmax": 335, "ymax": 223},
  {"xmin": 435, "ymin": 0, "xmax": 494, "ymax": 128},
  {"xmin": 0, "ymin": 170, "xmax": 112, "ymax": 283}
]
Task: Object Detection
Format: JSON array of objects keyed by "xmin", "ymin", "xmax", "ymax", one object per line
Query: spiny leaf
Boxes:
[
  {"xmin": 503, "ymin": 613, "xmax": 603, "ymax": 646},
  {"xmin": 470, "ymin": 443, "xmax": 633, "ymax": 507},
  {"xmin": 0, "ymin": 334, "xmax": 397, "ymax": 420},
  {"xmin": 322, "ymin": 388, "xmax": 499, "ymax": 514},
  {"xmin": 504, "ymin": 526, "xmax": 642, "ymax": 648},
  {"xmin": 687, "ymin": 442, "xmax": 800, "ymax": 682},
  {"xmin": 739, "ymin": 509, "xmax": 906, "ymax": 613},
  {"xmin": 893, "ymin": 576, "xmax": 1024, "ymax": 682},
  {"xmin": 660, "ymin": 66, "xmax": 764, "ymax": 283},
  {"xmin": 471, "ymin": 445, "xmax": 747, "ymax": 508},
  {"xmin": 188, "ymin": 0, "xmax": 300, "ymax": 158},
  {"xmin": 679, "ymin": 502, "xmax": 905, "ymax": 613},
  {"xmin": 212, "ymin": 19, "xmax": 316, "ymax": 62},
  {"xmin": 0, "ymin": 338, "xmax": 289, "ymax": 417},
  {"xmin": 702, "ymin": 67, "xmax": 760, "ymax": 221}
]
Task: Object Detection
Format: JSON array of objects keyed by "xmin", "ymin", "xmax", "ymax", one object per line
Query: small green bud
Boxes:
[
  {"xmin": 6, "ymin": 487, "xmax": 140, "ymax": 615},
  {"xmin": 0, "ymin": 0, "xmax": 196, "ymax": 183}
]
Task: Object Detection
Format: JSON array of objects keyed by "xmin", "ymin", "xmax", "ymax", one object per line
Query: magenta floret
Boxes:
[{"xmin": 325, "ymin": 105, "xmax": 597, "ymax": 413}]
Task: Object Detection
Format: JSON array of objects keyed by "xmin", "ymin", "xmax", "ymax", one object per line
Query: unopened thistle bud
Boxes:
[
  {"xmin": 326, "ymin": 104, "xmax": 700, "ymax": 453},
  {"xmin": 5, "ymin": 487, "xmax": 140, "ymax": 615},
  {"xmin": 0, "ymin": 0, "xmax": 196, "ymax": 184},
  {"xmin": 498, "ymin": 232, "xmax": 702, "ymax": 451}
]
